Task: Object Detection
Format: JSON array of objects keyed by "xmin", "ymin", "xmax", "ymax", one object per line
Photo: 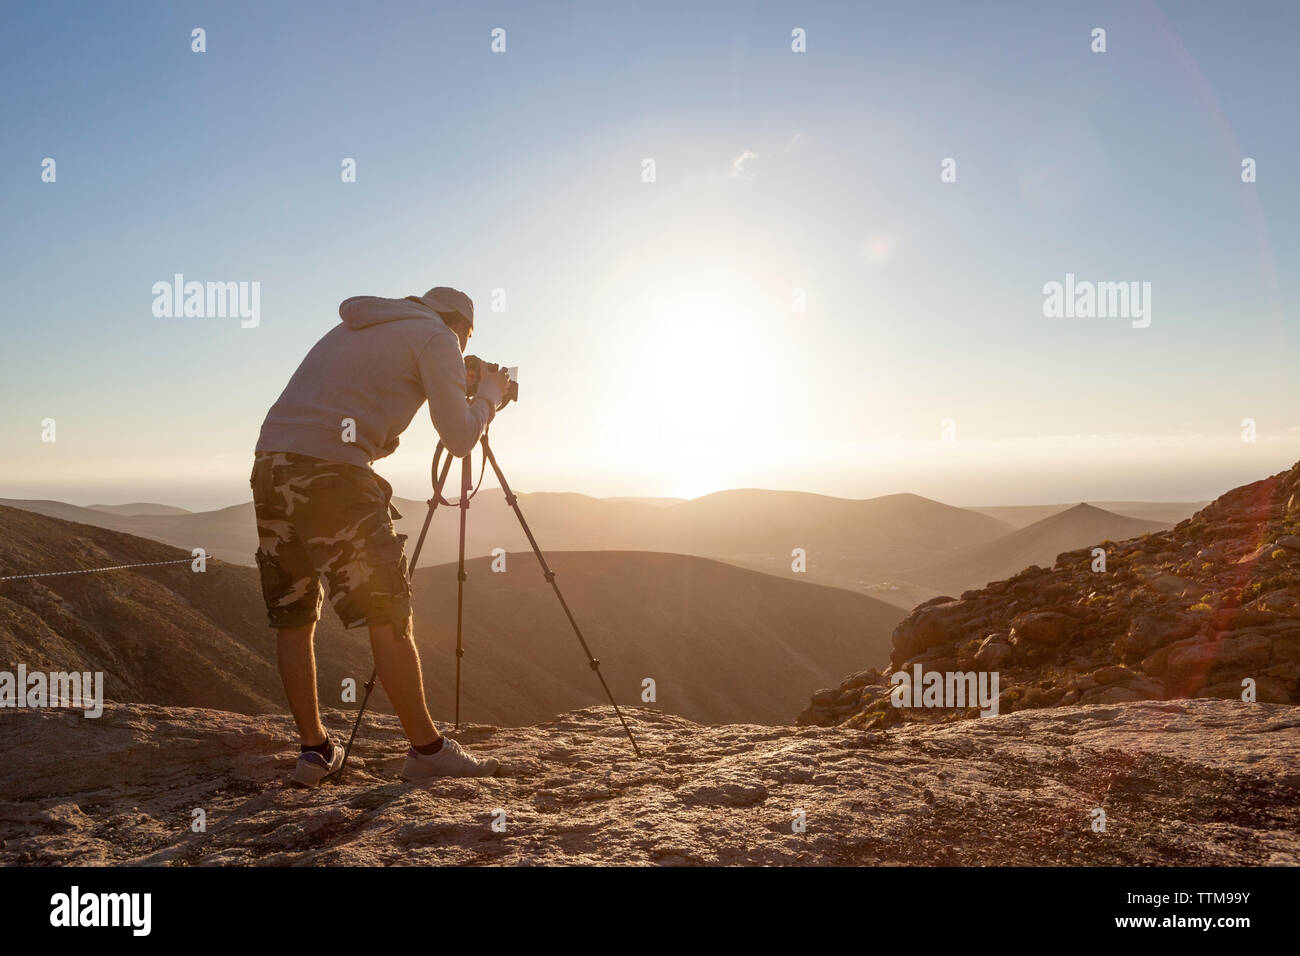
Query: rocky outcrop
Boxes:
[
  {"xmin": 800, "ymin": 460, "xmax": 1300, "ymax": 729},
  {"xmin": 1, "ymin": 699, "xmax": 1297, "ymax": 865}
]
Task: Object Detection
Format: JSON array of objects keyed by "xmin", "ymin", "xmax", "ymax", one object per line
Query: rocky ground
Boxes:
[
  {"xmin": 1, "ymin": 697, "xmax": 1297, "ymax": 866},
  {"xmin": 802, "ymin": 460, "xmax": 1300, "ymax": 729}
]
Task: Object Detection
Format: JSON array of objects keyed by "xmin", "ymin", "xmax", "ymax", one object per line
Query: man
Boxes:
[{"xmin": 251, "ymin": 286, "xmax": 513, "ymax": 787}]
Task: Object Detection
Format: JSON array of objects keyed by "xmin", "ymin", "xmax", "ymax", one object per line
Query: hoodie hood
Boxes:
[{"xmin": 338, "ymin": 295, "xmax": 441, "ymax": 330}]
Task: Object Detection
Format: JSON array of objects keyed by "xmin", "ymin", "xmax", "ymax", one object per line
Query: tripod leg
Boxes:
[
  {"xmin": 334, "ymin": 445, "xmax": 454, "ymax": 782},
  {"xmin": 410, "ymin": 449, "xmax": 454, "ymax": 572},
  {"xmin": 454, "ymin": 453, "xmax": 472, "ymax": 730},
  {"xmin": 479, "ymin": 436, "xmax": 642, "ymax": 758}
]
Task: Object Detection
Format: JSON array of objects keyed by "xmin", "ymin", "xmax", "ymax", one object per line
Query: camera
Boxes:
[{"xmin": 464, "ymin": 355, "xmax": 519, "ymax": 408}]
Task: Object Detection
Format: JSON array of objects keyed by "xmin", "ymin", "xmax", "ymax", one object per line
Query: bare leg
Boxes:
[
  {"xmin": 369, "ymin": 622, "xmax": 440, "ymax": 749},
  {"xmin": 277, "ymin": 622, "xmax": 328, "ymax": 746}
]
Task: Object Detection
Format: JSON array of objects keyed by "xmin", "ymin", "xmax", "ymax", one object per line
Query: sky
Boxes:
[{"xmin": 1, "ymin": 0, "xmax": 1297, "ymax": 510}]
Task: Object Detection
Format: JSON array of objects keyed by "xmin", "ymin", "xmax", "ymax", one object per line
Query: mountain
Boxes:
[
  {"xmin": 1, "ymin": 489, "xmax": 1014, "ymax": 608},
  {"xmin": 903, "ymin": 503, "xmax": 1170, "ymax": 596},
  {"xmin": 799, "ymin": 460, "xmax": 1300, "ymax": 728},
  {"xmin": 970, "ymin": 501, "xmax": 1207, "ymax": 529},
  {"xmin": 87, "ymin": 502, "xmax": 192, "ymax": 516},
  {"xmin": 0, "ymin": 505, "xmax": 903, "ymax": 726},
  {"xmin": 0, "ymin": 504, "xmax": 368, "ymax": 715},
  {"xmin": 0, "ymin": 498, "xmax": 255, "ymax": 566},
  {"xmin": 3, "ymin": 697, "xmax": 1295, "ymax": 865},
  {"xmin": 408, "ymin": 549, "xmax": 901, "ymax": 725}
]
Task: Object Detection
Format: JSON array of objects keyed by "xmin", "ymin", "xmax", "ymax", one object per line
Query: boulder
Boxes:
[
  {"xmin": 1273, "ymin": 632, "xmax": 1300, "ymax": 663},
  {"xmin": 1090, "ymin": 665, "xmax": 1138, "ymax": 685},
  {"xmin": 1165, "ymin": 633, "xmax": 1271, "ymax": 679},
  {"xmin": 1079, "ymin": 678, "xmax": 1165, "ymax": 704},
  {"xmin": 1211, "ymin": 632, "xmax": 1274, "ymax": 672},
  {"xmin": 1237, "ymin": 544, "xmax": 1275, "ymax": 564},
  {"xmin": 1200, "ymin": 677, "xmax": 1291, "ymax": 704},
  {"xmin": 892, "ymin": 600, "xmax": 967, "ymax": 659},
  {"xmin": 1114, "ymin": 611, "xmax": 1198, "ymax": 659},
  {"xmin": 974, "ymin": 640, "xmax": 1013, "ymax": 669},
  {"xmin": 1009, "ymin": 611, "xmax": 1071, "ymax": 645}
]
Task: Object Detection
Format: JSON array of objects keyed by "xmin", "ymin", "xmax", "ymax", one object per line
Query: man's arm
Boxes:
[{"xmin": 416, "ymin": 330, "xmax": 498, "ymax": 457}]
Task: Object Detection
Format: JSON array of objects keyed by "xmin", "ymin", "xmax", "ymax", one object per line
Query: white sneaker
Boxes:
[
  {"xmin": 290, "ymin": 742, "xmax": 343, "ymax": 788},
  {"xmin": 401, "ymin": 737, "xmax": 499, "ymax": 780}
]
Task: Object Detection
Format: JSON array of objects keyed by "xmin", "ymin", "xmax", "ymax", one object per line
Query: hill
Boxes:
[
  {"xmin": 904, "ymin": 503, "xmax": 1170, "ymax": 596},
  {"xmin": 0, "ymin": 505, "xmax": 367, "ymax": 715},
  {"xmin": 1, "ymin": 488, "xmax": 1014, "ymax": 608},
  {"xmin": 409, "ymin": 550, "xmax": 901, "ymax": 725},
  {"xmin": 970, "ymin": 501, "xmax": 1206, "ymax": 529},
  {"xmin": 2, "ymin": 698, "xmax": 1295, "ymax": 865},
  {"xmin": 800, "ymin": 460, "xmax": 1300, "ymax": 728},
  {"xmin": 87, "ymin": 502, "xmax": 192, "ymax": 516},
  {"xmin": 0, "ymin": 506, "xmax": 901, "ymax": 726}
]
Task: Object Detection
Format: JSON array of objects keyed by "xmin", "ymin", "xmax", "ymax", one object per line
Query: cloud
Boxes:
[
  {"xmin": 785, "ymin": 132, "xmax": 804, "ymax": 152},
  {"xmin": 727, "ymin": 150, "xmax": 759, "ymax": 180}
]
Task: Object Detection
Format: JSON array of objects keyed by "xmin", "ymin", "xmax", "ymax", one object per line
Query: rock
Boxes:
[
  {"xmin": 1010, "ymin": 611, "xmax": 1071, "ymax": 645},
  {"xmin": 1152, "ymin": 574, "xmax": 1194, "ymax": 596},
  {"xmin": 1273, "ymin": 633, "xmax": 1300, "ymax": 662},
  {"xmin": 1262, "ymin": 661, "xmax": 1300, "ymax": 682},
  {"xmin": 1212, "ymin": 633, "xmax": 1274, "ymax": 672},
  {"xmin": 1250, "ymin": 588, "xmax": 1300, "ymax": 613},
  {"xmin": 1090, "ymin": 665, "xmax": 1138, "ymax": 685},
  {"xmin": 892, "ymin": 600, "xmax": 968, "ymax": 659},
  {"xmin": 974, "ymin": 641, "xmax": 1013, "ymax": 668},
  {"xmin": 838, "ymin": 670, "xmax": 881, "ymax": 691},
  {"xmin": 0, "ymin": 698, "xmax": 1239, "ymax": 868},
  {"xmin": 1275, "ymin": 535, "xmax": 1300, "ymax": 552},
  {"xmin": 1238, "ymin": 544, "xmax": 1275, "ymax": 564},
  {"xmin": 1165, "ymin": 633, "xmax": 1272, "ymax": 679},
  {"xmin": 1115, "ymin": 611, "xmax": 1198, "ymax": 659},
  {"xmin": 1200, "ymin": 677, "xmax": 1291, "ymax": 704},
  {"xmin": 1164, "ymin": 640, "xmax": 1223, "ymax": 677},
  {"xmin": 1079, "ymin": 678, "xmax": 1165, "ymax": 704}
]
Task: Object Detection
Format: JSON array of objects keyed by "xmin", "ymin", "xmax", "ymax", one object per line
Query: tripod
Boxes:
[{"xmin": 334, "ymin": 432, "xmax": 642, "ymax": 780}]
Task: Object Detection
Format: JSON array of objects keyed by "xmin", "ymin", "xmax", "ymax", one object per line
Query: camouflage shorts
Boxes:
[{"xmin": 250, "ymin": 451, "xmax": 411, "ymax": 637}]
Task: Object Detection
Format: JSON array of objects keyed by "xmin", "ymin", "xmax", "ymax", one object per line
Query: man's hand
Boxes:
[{"xmin": 476, "ymin": 366, "xmax": 511, "ymax": 410}]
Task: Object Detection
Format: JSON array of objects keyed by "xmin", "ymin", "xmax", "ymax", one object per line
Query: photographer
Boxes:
[{"xmin": 250, "ymin": 286, "xmax": 511, "ymax": 786}]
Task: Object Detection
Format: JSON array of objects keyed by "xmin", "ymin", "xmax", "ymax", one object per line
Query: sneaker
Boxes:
[
  {"xmin": 401, "ymin": 737, "xmax": 499, "ymax": 780},
  {"xmin": 290, "ymin": 743, "xmax": 343, "ymax": 788}
]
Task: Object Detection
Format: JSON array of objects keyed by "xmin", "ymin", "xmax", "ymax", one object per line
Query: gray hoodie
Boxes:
[{"xmin": 256, "ymin": 296, "xmax": 498, "ymax": 466}]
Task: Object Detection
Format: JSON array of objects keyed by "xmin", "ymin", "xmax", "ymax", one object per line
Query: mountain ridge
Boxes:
[
  {"xmin": 801, "ymin": 460, "xmax": 1300, "ymax": 728},
  {"xmin": 0, "ymin": 504, "xmax": 901, "ymax": 726}
]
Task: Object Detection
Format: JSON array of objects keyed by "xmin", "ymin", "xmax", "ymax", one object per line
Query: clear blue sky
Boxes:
[{"xmin": 2, "ymin": 0, "xmax": 1297, "ymax": 508}]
